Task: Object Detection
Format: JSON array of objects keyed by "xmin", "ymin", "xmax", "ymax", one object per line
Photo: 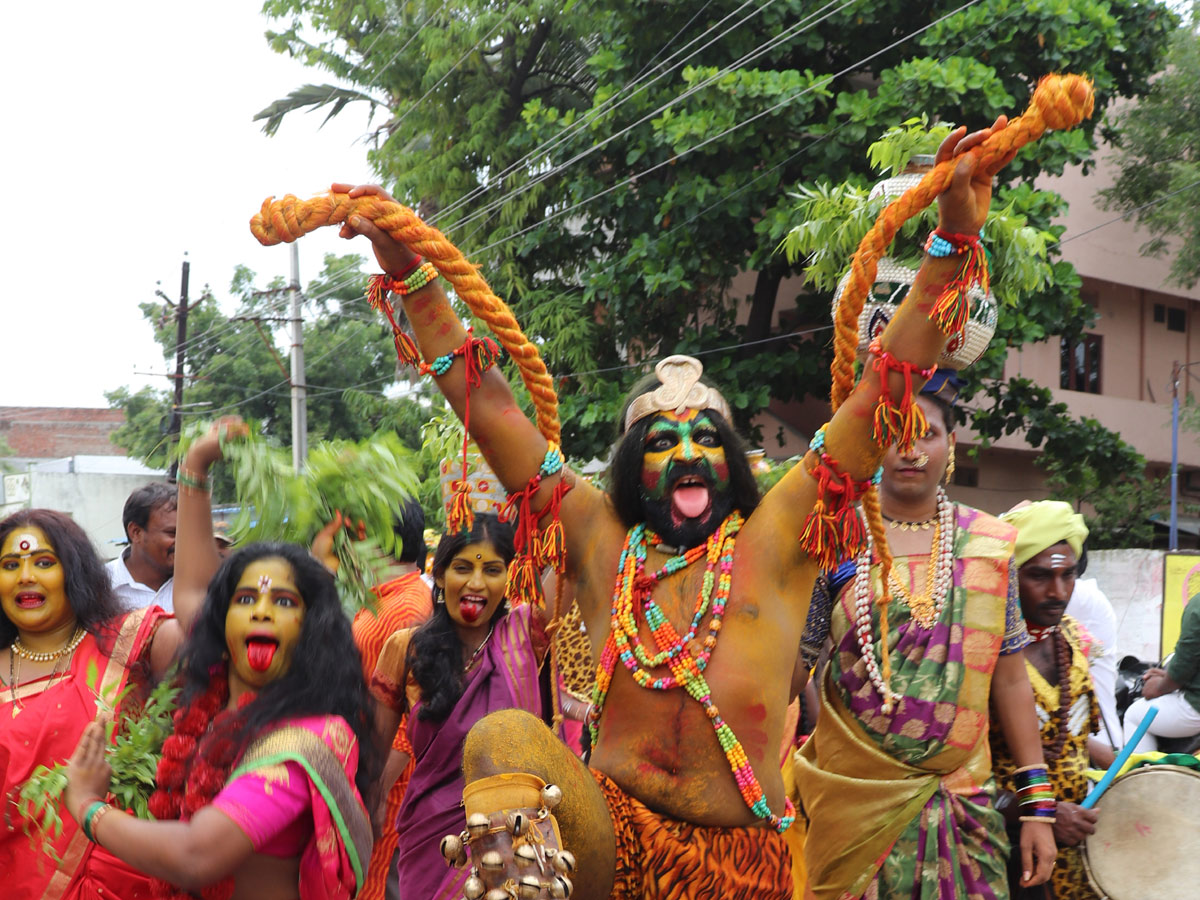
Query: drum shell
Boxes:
[{"xmin": 1083, "ymin": 764, "xmax": 1200, "ymax": 900}]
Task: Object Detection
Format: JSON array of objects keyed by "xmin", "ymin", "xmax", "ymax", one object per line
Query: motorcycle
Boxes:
[{"xmin": 1115, "ymin": 654, "xmax": 1200, "ymax": 754}]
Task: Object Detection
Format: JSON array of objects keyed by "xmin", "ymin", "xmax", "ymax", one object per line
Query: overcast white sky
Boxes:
[{"xmin": 2, "ymin": 1, "xmax": 379, "ymax": 407}]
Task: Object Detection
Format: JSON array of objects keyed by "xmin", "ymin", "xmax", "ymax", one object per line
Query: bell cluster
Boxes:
[{"xmin": 439, "ymin": 783, "xmax": 576, "ymax": 900}]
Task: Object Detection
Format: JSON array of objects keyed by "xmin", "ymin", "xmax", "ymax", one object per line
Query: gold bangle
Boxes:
[{"xmin": 1019, "ymin": 815, "xmax": 1057, "ymax": 824}]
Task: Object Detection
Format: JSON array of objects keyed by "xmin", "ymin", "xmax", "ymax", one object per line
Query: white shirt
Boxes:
[
  {"xmin": 105, "ymin": 553, "xmax": 174, "ymax": 613},
  {"xmin": 1067, "ymin": 577, "xmax": 1120, "ymax": 747}
]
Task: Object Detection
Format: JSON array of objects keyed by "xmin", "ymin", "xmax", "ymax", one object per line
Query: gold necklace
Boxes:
[
  {"xmin": 884, "ymin": 514, "xmax": 937, "ymax": 531},
  {"xmin": 12, "ymin": 627, "xmax": 86, "ymax": 663},
  {"xmin": 9, "ymin": 637, "xmax": 78, "ymax": 717}
]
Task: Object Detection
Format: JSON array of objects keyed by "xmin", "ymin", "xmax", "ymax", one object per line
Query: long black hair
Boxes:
[
  {"xmin": 178, "ymin": 542, "xmax": 376, "ymax": 796},
  {"xmin": 0, "ymin": 509, "xmax": 128, "ymax": 653},
  {"xmin": 408, "ymin": 514, "xmax": 515, "ymax": 722},
  {"xmin": 608, "ymin": 373, "xmax": 760, "ymax": 529}
]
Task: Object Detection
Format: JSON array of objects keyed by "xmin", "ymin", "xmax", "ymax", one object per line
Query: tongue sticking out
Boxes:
[
  {"xmin": 672, "ymin": 484, "xmax": 711, "ymax": 520},
  {"xmin": 459, "ymin": 598, "xmax": 485, "ymax": 624},
  {"xmin": 246, "ymin": 639, "xmax": 278, "ymax": 673}
]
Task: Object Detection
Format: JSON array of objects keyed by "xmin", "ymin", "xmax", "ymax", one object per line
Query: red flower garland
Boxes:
[{"xmin": 147, "ymin": 664, "xmax": 255, "ymax": 900}]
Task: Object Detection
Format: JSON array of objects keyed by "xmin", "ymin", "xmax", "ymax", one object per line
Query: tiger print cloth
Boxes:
[{"xmin": 591, "ymin": 769, "xmax": 793, "ymax": 900}]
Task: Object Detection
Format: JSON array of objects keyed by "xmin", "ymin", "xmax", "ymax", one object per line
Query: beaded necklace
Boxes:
[
  {"xmin": 589, "ymin": 512, "xmax": 795, "ymax": 833},
  {"xmin": 854, "ymin": 489, "xmax": 955, "ymax": 712}
]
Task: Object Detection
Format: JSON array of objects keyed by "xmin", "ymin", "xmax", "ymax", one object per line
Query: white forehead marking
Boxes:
[
  {"xmin": 1048, "ymin": 553, "xmax": 1070, "ymax": 567},
  {"xmin": 9, "ymin": 532, "xmax": 42, "ymax": 555}
]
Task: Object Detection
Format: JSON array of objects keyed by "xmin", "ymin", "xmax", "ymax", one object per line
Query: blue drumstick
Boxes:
[{"xmin": 1081, "ymin": 705, "xmax": 1158, "ymax": 810}]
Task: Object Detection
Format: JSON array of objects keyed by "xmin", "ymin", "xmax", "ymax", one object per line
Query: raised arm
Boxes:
[
  {"xmin": 171, "ymin": 418, "xmax": 250, "ymax": 635},
  {"xmin": 756, "ymin": 117, "xmax": 1016, "ymax": 545},
  {"xmin": 336, "ymin": 185, "xmax": 606, "ymax": 565}
]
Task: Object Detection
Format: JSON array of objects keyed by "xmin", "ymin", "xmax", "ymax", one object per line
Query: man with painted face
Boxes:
[
  {"xmin": 994, "ymin": 500, "xmax": 1106, "ymax": 900},
  {"xmin": 340, "ymin": 115, "xmax": 1023, "ymax": 900}
]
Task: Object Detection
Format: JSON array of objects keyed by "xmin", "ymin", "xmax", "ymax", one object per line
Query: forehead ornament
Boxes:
[
  {"xmin": 12, "ymin": 533, "xmax": 40, "ymax": 554},
  {"xmin": 258, "ymin": 574, "xmax": 272, "ymax": 593},
  {"xmin": 624, "ymin": 356, "xmax": 732, "ymax": 433}
]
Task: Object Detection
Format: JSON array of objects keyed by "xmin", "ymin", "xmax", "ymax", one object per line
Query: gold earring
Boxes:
[{"xmin": 945, "ymin": 454, "xmax": 956, "ymax": 485}]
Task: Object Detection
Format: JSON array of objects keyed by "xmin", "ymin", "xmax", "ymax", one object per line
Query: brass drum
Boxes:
[{"xmin": 1083, "ymin": 764, "xmax": 1200, "ymax": 899}]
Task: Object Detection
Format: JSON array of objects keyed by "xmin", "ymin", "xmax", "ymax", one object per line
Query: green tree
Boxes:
[
  {"xmin": 1100, "ymin": 19, "xmax": 1200, "ymax": 288},
  {"xmin": 105, "ymin": 253, "xmax": 404, "ymax": 467},
  {"xmin": 257, "ymin": 0, "xmax": 1174, "ymax": 462}
]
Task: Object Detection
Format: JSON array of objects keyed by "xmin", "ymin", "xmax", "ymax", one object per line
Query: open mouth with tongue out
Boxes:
[
  {"xmin": 457, "ymin": 594, "xmax": 488, "ymax": 624},
  {"xmin": 671, "ymin": 475, "xmax": 712, "ymax": 524},
  {"xmin": 245, "ymin": 634, "xmax": 280, "ymax": 672}
]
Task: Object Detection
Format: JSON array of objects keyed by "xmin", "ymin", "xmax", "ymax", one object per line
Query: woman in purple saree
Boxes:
[{"xmin": 371, "ymin": 514, "xmax": 556, "ymax": 900}]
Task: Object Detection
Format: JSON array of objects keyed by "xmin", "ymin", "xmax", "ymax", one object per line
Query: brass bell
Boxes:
[
  {"xmin": 467, "ymin": 813, "xmax": 491, "ymax": 839},
  {"xmin": 507, "ymin": 811, "xmax": 530, "ymax": 837},
  {"xmin": 463, "ymin": 877, "xmax": 487, "ymax": 900},
  {"xmin": 485, "ymin": 890, "xmax": 510, "ymax": 900},
  {"xmin": 553, "ymin": 851, "xmax": 576, "ymax": 875},
  {"xmin": 557, "ymin": 876, "xmax": 574, "ymax": 899},
  {"xmin": 548, "ymin": 877, "xmax": 566, "ymax": 899},
  {"xmin": 540, "ymin": 783, "xmax": 563, "ymax": 810},
  {"xmin": 441, "ymin": 834, "xmax": 464, "ymax": 865},
  {"xmin": 517, "ymin": 875, "xmax": 542, "ymax": 899},
  {"xmin": 514, "ymin": 843, "xmax": 539, "ymax": 867},
  {"xmin": 479, "ymin": 851, "xmax": 505, "ymax": 874}
]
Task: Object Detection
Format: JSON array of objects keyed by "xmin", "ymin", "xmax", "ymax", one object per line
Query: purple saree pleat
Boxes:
[{"xmin": 393, "ymin": 605, "xmax": 542, "ymax": 900}]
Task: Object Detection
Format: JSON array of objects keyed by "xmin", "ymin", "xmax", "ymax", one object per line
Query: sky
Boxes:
[{"xmin": 2, "ymin": 1, "xmax": 380, "ymax": 407}]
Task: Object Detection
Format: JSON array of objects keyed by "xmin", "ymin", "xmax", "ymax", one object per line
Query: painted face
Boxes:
[
  {"xmin": 1017, "ymin": 542, "xmax": 1078, "ymax": 628},
  {"xmin": 642, "ymin": 408, "xmax": 730, "ymax": 505},
  {"xmin": 880, "ymin": 396, "xmax": 953, "ymax": 504},
  {"xmin": 438, "ymin": 541, "xmax": 508, "ymax": 629},
  {"xmin": 0, "ymin": 526, "xmax": 74, "ymax": 636},
  {"xmin": 130, "ymin": 503, "xmax": 176, "ymax": 581},
  {"xmin": 225, "ymin": 557, "xmax": 305, "ymax": 693}
]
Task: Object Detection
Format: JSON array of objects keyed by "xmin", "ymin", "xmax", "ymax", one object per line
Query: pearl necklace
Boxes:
[
  {"xmin": 12, "ymin": 627, "xmax": 87, "ymax": 663},
  {"xmin": 854, "ymin": 488, "xmax": 954, "ymax": 712}
]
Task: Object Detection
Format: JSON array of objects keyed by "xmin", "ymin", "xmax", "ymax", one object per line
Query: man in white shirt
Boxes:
[
  {"xmin": 105, "ymin": 483, "xmax": 177, "ymax": 612},
  {"xmin": 1066, "ymin": 549, "xmax": 1121, "ymax": 749}
]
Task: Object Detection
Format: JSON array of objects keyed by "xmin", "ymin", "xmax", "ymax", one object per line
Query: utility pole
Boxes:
[
  {"xmin": 289, "ymin": 244, "xmax": 308, "ymax": 471},
  {"xmin": 160, "ymin": 256, "xmax": 191, "ymax": 481},
  {"xmin": 1171, "ymin": 361, "xmax": 1180, "ymax": 551}
]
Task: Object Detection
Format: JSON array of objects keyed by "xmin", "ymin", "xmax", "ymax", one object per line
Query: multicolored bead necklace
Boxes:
[{"xmin": 589, "ymin": 511, "xmax": 795, "ymax": 833}]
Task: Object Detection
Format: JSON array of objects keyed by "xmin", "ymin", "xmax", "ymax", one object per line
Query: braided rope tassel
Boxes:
[
  {"xmin": 823, "ymin": 73, "xmax": 1094, "ymax": 694},
  {"xmin": 251, "ymin": 193, "xmax": 561, "ymax": 444}
]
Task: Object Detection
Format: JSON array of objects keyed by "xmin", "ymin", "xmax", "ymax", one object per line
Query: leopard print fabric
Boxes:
[{"xmin": 590, "ymin": 769, "xmax": 794, "ymax": 900}]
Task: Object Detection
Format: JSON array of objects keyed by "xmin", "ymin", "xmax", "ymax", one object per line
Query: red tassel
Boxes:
[
  {"xmin": 797, "ymin": 455, "xmax": 869, "ymax": 570},
  {"xmin": 869, "ymin": 337, "xmax": 935, "ymax": 453},
  {"xmin": 446, "ymin": 481, "xmax": 475, "ymax": 535},
  {"xmin": 931, "ymin": 241, "xmax": 988, "ymax": 336}
]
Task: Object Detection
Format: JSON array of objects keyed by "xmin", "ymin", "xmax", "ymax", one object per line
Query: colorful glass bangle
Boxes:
[
  {"xmin": 176, "ymin": 468, "xmax": 209, "ymax": 493},
  {"xmin": 81, "ymin": 800, "xmax": 112, "ymax": 842}
]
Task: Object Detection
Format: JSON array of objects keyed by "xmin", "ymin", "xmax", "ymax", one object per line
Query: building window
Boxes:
[
  {"xmin": 1060, "ymin": 334, "xmax": 1102, "ymax": 394},
  {"xmin": 1168, "ymin": 307, "xmax": 1187, "ymax": 333},
  {"xmin": 1154, "ymin": 303, "xmax": 1165, "ymax": 323},
  {"xmin": 952, "ymin": 465, "xmax": 979, "ymax": 488}
]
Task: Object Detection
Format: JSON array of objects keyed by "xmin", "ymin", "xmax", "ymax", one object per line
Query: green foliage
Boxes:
[
  {"xmin": 18, "ymin": 676, "xmax": 181, "ymax": 859},
  {"xmin": 107, "ymin": 253, "xmax": 400, "ymax": 464},
  {"xmin": 866, "ymin": 117, "xmax": 955, "ymax": 178},
  {"xmin": 199, "ymin": 427, "xmax": 420, "ymax": 612},
  {"xmin": 1101, "ymin": 22, "xmax": 1200, "ymax": 288},
  {"xmin": 249, "ymin": 0, "xmax": 1173, "ymax": 459}
]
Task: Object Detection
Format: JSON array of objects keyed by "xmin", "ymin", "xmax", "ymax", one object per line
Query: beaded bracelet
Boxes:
[
  {"xmin": 419, "ymin": 330, "xmax": 505, "ymax": 378},
  {"xmin": 176, "ymin": 468, "xmax": 210, "ymax": 493},
  {"xmin": 393, "ymin": 262, "xmax": 439, "ymax": 297},
  {"xmin": 1014, "ymin": 765, "xmax": 1057, "ymax": 823},
  {"xmin": 390, "ymin": 254, "xmax": 426, "ymax": 280},
  {"xmin": 924, "ymin": 228, "xmax": 981, "ymax": 258},
  {"xmin": 81, "ymin": 800, "xmax": 113, "ymax": 842}
]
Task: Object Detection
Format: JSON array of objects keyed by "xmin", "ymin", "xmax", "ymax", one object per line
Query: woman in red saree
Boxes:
[{"xmin": 0, "ymin": 509, "xmax": 187, "ymax": 900}]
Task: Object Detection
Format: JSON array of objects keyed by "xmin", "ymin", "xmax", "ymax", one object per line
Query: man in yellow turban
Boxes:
[{"xmin": 994, "ymin": 500, "xmax": 1104, "ymax": 900}]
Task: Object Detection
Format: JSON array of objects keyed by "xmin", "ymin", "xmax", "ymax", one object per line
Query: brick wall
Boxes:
[{"xmin": 0, "ymin": 407, "xmax": 126, "ymax": 458}]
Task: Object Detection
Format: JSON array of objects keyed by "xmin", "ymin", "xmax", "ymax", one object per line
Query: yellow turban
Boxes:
[{"xmin": 999, "ymin": 500, "xmax": 1089, "ymax": 568}]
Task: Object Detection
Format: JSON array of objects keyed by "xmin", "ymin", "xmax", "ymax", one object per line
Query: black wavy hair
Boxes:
[
  {"xmin": 408, "ymin": 514, "xmax": 515, "ymax": 722},
  {"xmin": 393, "ymin": 497, "xmax": 427, "ymax": 570},
  {"xmin": 122, "ymin": 483, "xmax": 178, "ymax": 539},
  {"xmin": 178, "ymin": 542, "xmax": 376, "ymax": 796},
  {"xmin": 0, "ymin": 509, "xmax": 128, "ymax": 653},
  {"xmin": 608, "ymin": 372, "xmax": 760, "ymax": 529}
]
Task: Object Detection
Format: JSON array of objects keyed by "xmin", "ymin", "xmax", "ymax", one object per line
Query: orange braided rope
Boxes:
[
  {"xmin": 250, "ymin": 192, "xmax": 561, "ymax": 444},
  {"xmin": 829, "ymin": 73, "xmax": 1094, "ymax": 696}
]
